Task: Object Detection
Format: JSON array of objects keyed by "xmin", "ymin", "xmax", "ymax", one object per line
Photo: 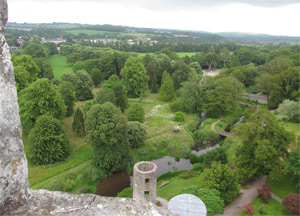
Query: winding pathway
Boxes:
[
  {"xmin": 211, "ymin": 116, "xmax": 234, "ymax": 137},
  {"xmin": 216, "ymin": 176, "xmax": 267, "ymax": 216}
]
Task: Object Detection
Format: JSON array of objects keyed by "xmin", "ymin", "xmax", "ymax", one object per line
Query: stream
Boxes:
[{"xmin": 95, "ymin": 116, "xmax": 244, "ymax": 197}]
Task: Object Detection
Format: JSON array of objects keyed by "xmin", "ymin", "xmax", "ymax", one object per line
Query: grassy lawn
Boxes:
[
  {"xmin": 239, "ymin": 197, "xmax": 290, "ymax": 216},
  {"xmin": 226, "ymin": 137, "xmax": 240, "ymax": 166},
  {"xmin": 28, "ymin": 144, "xmax": 93, "ymax": 187},
  {"xmin": 177, "ymin": 52, "xmax": 197, "ymax": 57},
  {"xmin": 267, "ymin": 169, "xmax": 299, "ymax": 200},
  {"xmin": 64, "ymin": 29, "xmax": 110, "ymax": 35},
  {"xmin": 49, "ymin": 55, "xmax": 74, "ymax": 79},
  {"xmin": 157, "ymin": 174, "xmax": 203, "ymax": 200}
]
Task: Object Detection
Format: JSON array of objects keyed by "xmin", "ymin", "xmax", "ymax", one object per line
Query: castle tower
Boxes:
[{"xmin": 133, "ymin": 161, "xmax": 157, "ymax": 204}]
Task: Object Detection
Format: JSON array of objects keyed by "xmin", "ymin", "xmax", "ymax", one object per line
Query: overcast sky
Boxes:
[{"xmin": 7, "ymin": 0, "xmax": 300, "ymax": 36}]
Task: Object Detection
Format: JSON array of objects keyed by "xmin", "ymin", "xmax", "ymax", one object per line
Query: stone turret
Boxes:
[
  {"xmin": 133, "ymin": 161, "xmax": 157, "ymax": 204},
  {"xmin": 0, "ymin": 0, "xmax": 29, "ymax": 211}
]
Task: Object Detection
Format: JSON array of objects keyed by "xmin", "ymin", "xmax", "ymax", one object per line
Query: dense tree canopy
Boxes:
[
  {"xmin": 121, "ymin": 56, "xmax": 149, "ymax": 98},
  {"xmin": 201, "ymin": 162, "xmax": 240, "ymax": 203},
  {"xmin": 277, "ymin": 99, "xmax": 300, "ymax": 123},
  {"xmin": 127, "ymin": 121, "xmax": 146, "ymax": 148},
  {"xmin": 74, "ymin": 70, "xmax": 94, "ymax": 101},
  {"xmin": 59, "ymin": 81, "xmax": 76, "ymax": 116},
  {"xmin": 85, "ymin": 102, "xmax": 131, "ymax": 172},
  {"xmin": 28, "ymin": 115, "xmax": 70, "ymax": 165},
  {"xmin": 181, "ymin": 186, "xmax": 224, "ymax": 216},
  {"xmin": 19, "ymin": 78, "xmax": 66, "ymax": 135},
  {"xmin": 235, "ymin": 109, "xmax": 294, "ymax": 181}
]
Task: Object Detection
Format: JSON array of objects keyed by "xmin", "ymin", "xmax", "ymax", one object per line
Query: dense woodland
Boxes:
[{"xmin": 8, "ymin": 23, "xmax": 300, "ymax": 216}]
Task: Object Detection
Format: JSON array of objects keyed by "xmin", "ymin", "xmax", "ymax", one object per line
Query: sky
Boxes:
[{"xmin": 7, "ymin": 0, "xmax": 300, "ymax": 36}]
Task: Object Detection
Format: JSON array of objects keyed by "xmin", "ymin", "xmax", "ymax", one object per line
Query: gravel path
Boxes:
[{"xmin": 216, "ymin": 176, "xmax": 267, "ymax": 216}]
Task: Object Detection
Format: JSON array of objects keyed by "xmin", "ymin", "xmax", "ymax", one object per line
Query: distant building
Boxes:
[
  {"xmin": 16, "ymin": 38, "xmax": 25, "ymax": 46},
  {"xmin": 9, "ymin": 46, "xmax": 19, "ymax": 54}
]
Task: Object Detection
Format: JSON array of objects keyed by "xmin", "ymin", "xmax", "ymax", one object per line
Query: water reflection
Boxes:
[{"xmin": 152, "ymin": 156, "xmax": 194, "ymax": 176}]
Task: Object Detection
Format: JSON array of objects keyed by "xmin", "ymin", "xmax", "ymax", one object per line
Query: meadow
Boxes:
[
  {"xmin": 64, "ymin": 29, "xmax": 110, "ymax": 35},
  {"xmin": 49, "ymin": 55, "xmax": 74, "ymax": 79}
]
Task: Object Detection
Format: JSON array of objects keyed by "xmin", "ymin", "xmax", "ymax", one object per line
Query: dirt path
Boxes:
[
  {"xmin": 216, "ymin": 176, "xmax": 267, "ymax": 216},
  {"xmin": 271, "ymin": 193, "xmax": 283, "ymax": 203},
  {"xmin": 211, "ymin": 116, "xmax": 224, "ymax": 133}
]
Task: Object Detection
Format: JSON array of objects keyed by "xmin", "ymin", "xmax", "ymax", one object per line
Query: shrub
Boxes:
[
  {"xmin": 204, "ymin": 147, "xmax": 228, "ymax": 167},
  {"xmin": 128, "ymin": 103, "xmax": 145, "ymax": 123},
  {"xmin": 180, "ymin": 186, "xmax": 224, "ymax": 216},
  {"xmin": 189, "ymin": 154, "xmax": 198, "ymax": 164},
  {"xmin": 257, "ymin": 184, "xmax": 272, "ymax": 203},
  {"xmin": 172, "ymin": 111, "xmax": 185, "ymax": 122},
  {"xmin": 28, "ymin": 115, "xmax": 71, "ymax": 165},
  {"xmin": 127, "ymin": 121, "xmax": 146, "ymax": 148},
  {"xmin": 238, "ymin": 203, "xmax": 255, "ymax": 216},
  {"xmin": 282, "ymin": 193, "xmax": 300, "ymax": 215},
  {"xmin": 117, "ymin": 187, "xmax": 133, "ymax": 198}
]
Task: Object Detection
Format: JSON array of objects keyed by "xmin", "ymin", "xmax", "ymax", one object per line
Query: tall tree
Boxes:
[
  {"xmin": 19, "ymin": 78, "xmax": 66, "ymax": 135},
  {"xmin": 74, "ymin": 70, "xmax": 94, "ymax": 101},
  {"xmin": 59, "ymin": 81, "xmax": 76, "ymax": 116},
  {"xmin": 235, "ymin": 109, "xmax": 294, "ymax": 181},
  {"xmin": 159, "ymin": 71, "xmax": 176, "ymax": 102},
  {"xmin": 113, "ymin": 83, "xmax": 128, "ymax": 112},
  {"xmin": 221, "ymin": 47, "xmax": 230, "ymax": 68},
  {"xmin": 28, "ymin": 115, "xmax": 70, "ymax": 165},
  {"xmin": 72, "ymin": 108, "xmax": 85, "ymax": 136},
  {"xmin": 85, "ymin": 102, "xmax": 131, "ymax": 172},
  {"xmin": 121, "ymin": 56, "xmax": 149, "ymax": 98},
  {"xmin": 204, "ymin": 53, "xmax": 219, "ymax": 71},
  {"xmin": 201, "ymin": 162, "xmax": 240, "ymax": 203}
]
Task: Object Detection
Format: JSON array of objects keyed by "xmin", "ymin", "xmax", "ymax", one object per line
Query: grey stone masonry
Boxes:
[
  {"xmin": 133, "ymin": 161, "xmax": 158, "ymax": 204},
  {"xmin": 0, "ymin": 0, "xmax": 29, "ymax": 211}
]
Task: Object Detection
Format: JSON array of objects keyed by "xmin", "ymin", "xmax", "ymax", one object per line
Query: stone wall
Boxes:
[{"xmin": 0, "ymin": 0, "xmax": 28, "ymax": 211}]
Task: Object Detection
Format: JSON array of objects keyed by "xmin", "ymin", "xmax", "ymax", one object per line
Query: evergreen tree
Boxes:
[
  {"xmin": 121, "ymin": 56, "xmax": 149, "ymax": 98},
  {"xmin": 113, "ymin": 83, "xmax": 128, "ymax": 112},
  {"xmin": 159, "ymin": 71, "xmax": 175, "ymax": 102},
  {"xmin": 72, "ymin": 108, "xmax": 85, "ymax": 136},
  {"xmin": 85, "ymin": 102, "xmax": 131, "ymax": 172},
  {"xmin": 28, "ymin": 115, "xmax": 70, "ymax": 165},
  {"xmin": 151, "ymin": 71, "xmax": 159, "ymax": 93},
  {"xmin": 202, "ymin": 162, "xmax": 240, "ymax": 203},
  {"xmin": 128, "ymin": 103, "xmax": 145, "ymax": 123},
  {"xmin": 59, "ymin": 81, "xmax": 76, "ymax": 116}
]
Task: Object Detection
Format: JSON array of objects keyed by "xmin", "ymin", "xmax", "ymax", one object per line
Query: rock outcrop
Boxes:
[{"xmin": 0, "ymin": 0, "xmax": 29, "ymax": 212}]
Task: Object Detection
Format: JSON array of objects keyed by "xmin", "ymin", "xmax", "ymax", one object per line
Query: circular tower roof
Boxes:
[{"xmin": 168, "ymin": 194, "xmax": 207, "ymax": 216}]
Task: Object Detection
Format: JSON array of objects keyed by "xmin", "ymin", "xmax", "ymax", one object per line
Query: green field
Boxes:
[
  {"xmin": 177, "ymin": 52, "xmax": 197, "ymax": 57},
  {"xmin": 64, "ymin": 29, "xmax": 110, "ymax": 35},
  {"xmin": 49, "ymin": 55, "xmax": 74, "ymax": 79}
]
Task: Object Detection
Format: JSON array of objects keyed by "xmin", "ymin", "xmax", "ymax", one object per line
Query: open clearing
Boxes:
[{"xmin": 49, "ymin": 55, "xmax": 74, "ymax": 79}]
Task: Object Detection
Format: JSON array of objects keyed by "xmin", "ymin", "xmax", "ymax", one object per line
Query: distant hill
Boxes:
[
  {"xmin": 217, "ymin": 32, "xmax": 299, "ymax": 44},
  {"xmin": 6, "ymin": 22, "xmax": 299, "ymax": 44}
]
